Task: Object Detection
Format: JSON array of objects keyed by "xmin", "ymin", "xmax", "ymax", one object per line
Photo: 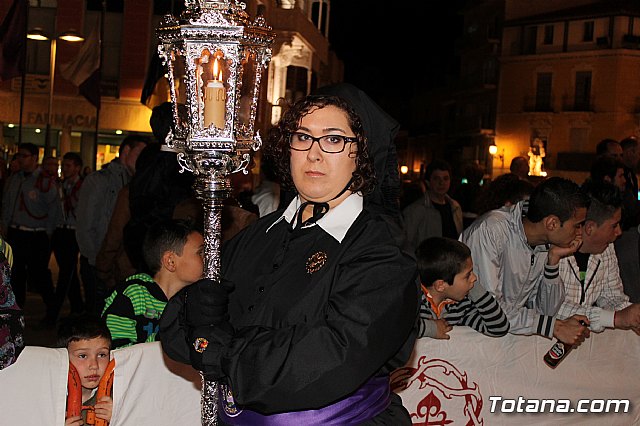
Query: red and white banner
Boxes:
[{"xmin": 393, "ymin": 327, "xmax": 640, "ymax": 425}]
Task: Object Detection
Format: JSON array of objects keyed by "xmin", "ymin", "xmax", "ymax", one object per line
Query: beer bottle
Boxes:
[
  {"xmin": 543, "ymin": 340, "xmax": 573, "ymax": 368},
  {"xmin": 543, "ymin": 320, "xmax": 587, "ymax": 368}
]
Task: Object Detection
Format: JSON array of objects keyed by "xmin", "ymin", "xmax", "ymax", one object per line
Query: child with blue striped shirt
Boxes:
[{"xmin": 416, "ymin": 237, "xmax": 509, "ymax": 339}]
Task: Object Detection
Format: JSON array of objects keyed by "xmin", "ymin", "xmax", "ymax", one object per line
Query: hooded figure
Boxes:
[{"xmin": 159, "ymin": 94, "xmax": 418, "ymax": 424}]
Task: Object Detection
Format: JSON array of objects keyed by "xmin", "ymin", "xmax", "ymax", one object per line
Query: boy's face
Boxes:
[
  {"xmin": 427, "ymin": 170, "xmax": 451, "ymax": 197},
  {"xmin": 443, "ymin": 257, "xmax": 477, "ymax": 302},
  {"xmin": 175, "ymin": 231, "xmax": 205, "ymax": 285},
  {"xmin": 61, "ymin": 159, "xmax": 81, "ymax": 179},
  {"xmin": 68, "ymin": 337, "xmax": 111, "ymax": 390},
  {"xmin": 582, "ymin": 208, "xmax": 622, "ymax": 255}
]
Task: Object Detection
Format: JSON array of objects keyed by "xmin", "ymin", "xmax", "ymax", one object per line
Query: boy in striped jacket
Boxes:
[
  {"xmin": 101, "ymin": 219, "xmax": 204, "ymax": 349},
  {"xmin": 416, "ymin": 237, "xmax": 509, "ymax": 339}
]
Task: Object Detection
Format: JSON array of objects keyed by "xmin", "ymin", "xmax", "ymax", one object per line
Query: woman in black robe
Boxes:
[{"xmin": 160, "ymin": 94, "xmax": 419, "ymax": 425}]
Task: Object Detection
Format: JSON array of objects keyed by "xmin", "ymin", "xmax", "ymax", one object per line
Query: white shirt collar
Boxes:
[{"xmin": 266, "ymin": 193, "xmax": 363, "ymax": 243}]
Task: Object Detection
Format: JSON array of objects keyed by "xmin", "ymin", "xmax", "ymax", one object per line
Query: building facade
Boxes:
[
  {"xmin": 0, "ymin": 0, "xmax": 342, "ymax": 170},
  {"xmin": 496, "ymin": 0, "xmax": 640, "ymax": 178},
  {"xmin": 439, "ymin": 0, "xmax": 640, "ymax": 181}
]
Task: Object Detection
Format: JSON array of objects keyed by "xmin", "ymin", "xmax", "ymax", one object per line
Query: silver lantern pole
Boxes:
[{"xmin": 156, "ymin": 1, "xmax": 274, "ymax": 424}]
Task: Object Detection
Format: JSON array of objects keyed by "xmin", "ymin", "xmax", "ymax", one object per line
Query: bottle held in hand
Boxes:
[
  {"xmin": 543, "ymin": 320, "xmax": 587, "ymax": 368},
  {"xmin": 543, "ymin": 340, "xmax": 572, "ymax": 368}
]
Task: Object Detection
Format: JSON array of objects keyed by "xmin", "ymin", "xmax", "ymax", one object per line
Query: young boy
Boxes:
[
  {"xmin": 416, "ymin": 237, "xmax": 510, "ymax": 339},
  {"xmin": 57, "ymin": 315, "xmax": 113, "ymax": 426},
  {"xmin": 102, "ymin": 219, "xmax": 204, "ymax": 349}
]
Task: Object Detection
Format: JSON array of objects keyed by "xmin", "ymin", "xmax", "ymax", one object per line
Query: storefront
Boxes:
[{"xmin": 0, "ymin": 85, "xmax": 152, "ymax": 170}]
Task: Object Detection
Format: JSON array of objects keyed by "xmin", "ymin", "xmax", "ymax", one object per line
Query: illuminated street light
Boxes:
[{"xmin": 27, "ymin": 28, "xmax": 85, "ymax": 155}]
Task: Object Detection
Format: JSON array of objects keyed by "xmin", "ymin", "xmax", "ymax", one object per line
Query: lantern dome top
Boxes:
[{"xmin": 158, "ymin": 0, "xmax": 273, "ymax": 47}]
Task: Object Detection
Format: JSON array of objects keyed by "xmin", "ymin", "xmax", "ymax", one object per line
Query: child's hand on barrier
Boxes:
[{"xmin": 434, "ymin": 319, "xmax": 453, "ymax": 340}]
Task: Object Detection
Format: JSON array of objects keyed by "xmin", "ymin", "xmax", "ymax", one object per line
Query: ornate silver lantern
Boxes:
[{"xmin": 156, "ymin": 1, "xmax": 274, "ymax": 424}]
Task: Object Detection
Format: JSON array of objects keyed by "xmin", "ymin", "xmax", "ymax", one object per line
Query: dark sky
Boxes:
[{"xmin": 328, "ymin": 2, "xmax": 465, "ymax": 131}]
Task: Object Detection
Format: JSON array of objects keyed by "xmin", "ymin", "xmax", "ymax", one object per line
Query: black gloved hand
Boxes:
[
  {"xmin": 188, "ymin": 322, "xmax": 234, "ymax": 380},
  {"xmin": 185, "ymin": 278, "xmax": 233, "ymax": 328},
  {"xmin": 159, "ymin": 287, "xmax": 190, "ymax": 364}
]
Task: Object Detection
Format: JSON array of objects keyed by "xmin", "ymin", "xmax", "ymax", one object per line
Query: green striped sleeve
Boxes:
[
  {"xmin": 105, "ymin": 314, "xmax": 137, "ymax": 342},
  {"xmin": 123, "ymin": 284, "xmax": 166, "ymax": 317}
]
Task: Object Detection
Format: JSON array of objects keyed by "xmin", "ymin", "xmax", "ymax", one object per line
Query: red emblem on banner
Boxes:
[{"xmin": 391, "ymin": 356, "xmax": 483, "ymax": 425}]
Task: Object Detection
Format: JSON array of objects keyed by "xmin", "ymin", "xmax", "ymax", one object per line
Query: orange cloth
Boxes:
[{"xmin": 421, "ymin": 284, "xmax": 456, "ymax": 318}]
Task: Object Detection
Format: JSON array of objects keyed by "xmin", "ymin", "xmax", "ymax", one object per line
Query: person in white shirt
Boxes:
[{"xmin": 557, "ymin": 181, "xmax": 640, "ymax": 334}]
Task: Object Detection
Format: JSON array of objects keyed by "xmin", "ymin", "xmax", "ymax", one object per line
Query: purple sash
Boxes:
[{"xmin": 218, "ymin": 375, "xmax": 391, "ymax": 425}]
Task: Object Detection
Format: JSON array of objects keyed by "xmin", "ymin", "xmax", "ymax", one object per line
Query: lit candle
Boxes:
[{"xmin": 204, "ymin": 58, "xmax": 226, "ymax": 128}]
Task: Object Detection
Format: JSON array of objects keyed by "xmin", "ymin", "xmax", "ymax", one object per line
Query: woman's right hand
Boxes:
[{"xmin": 185, "ymin": 278, "xmax": 233, "ymax": 327}]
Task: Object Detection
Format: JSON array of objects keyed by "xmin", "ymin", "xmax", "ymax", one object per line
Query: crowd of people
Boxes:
[{"xmin": 0, "ymin": 84, "xmax": 639, "ymax": 424}]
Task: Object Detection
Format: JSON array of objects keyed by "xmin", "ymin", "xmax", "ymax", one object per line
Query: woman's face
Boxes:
[{"xmin": 290, "ymin": 105, "xmax": 357, "ymax": 204}]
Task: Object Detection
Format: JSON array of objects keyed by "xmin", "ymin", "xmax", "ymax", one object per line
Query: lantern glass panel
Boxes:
[
  {"xmin": 198, "ymin": 48, "xmax": 228, "ymax": 130},
  {"xmin": 236, "ymin": 50, "xmax": 258, "ymax": 141},
  {"xmin": 170, "ymin": 50, "xmax": 188, "ymax": 130}
]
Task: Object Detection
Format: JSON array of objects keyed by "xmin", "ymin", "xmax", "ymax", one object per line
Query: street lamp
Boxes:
[
  {"xmin": 27, "ymin": 27, "xmax": 84, "ymax": 156},
  {"xmin": 488, "ymin": 142, "xmax": 504, "ymax": 177}
]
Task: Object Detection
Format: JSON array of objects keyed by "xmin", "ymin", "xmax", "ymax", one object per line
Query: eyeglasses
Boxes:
[{"xmin": 289, "ymin": 132, "xmax": 357, "ymax": 153}]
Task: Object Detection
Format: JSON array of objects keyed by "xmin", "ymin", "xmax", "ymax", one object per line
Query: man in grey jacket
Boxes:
[
  {"xmin": 75, "ymin": 135, "xmax": 149, "ymax": 315},
  {"xmin": 402, "ymin": 159, "xmax": 463, "ymax": 254},
  {"xmin": 461, "ymin": 177, "xmax": 591, "ymax": 346}
]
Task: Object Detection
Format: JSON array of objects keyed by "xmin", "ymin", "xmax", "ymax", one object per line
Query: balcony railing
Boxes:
[
  {"xmin": 622, "ymin": 34, "xmax": 640, "ymax": 49},
  {"xmin": 269, "ymin": 6, "xmax": 329, "ymax": 61},
  {"xmin": 523, "ymin": 95, "xmax": 554, "ymax": 113},
  {"xmin": 562, "ymin": 95, "xmax": 594, "ymax": 112}
]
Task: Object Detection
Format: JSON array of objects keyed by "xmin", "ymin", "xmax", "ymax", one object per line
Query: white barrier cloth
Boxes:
[{"xmin": 392, "ymin": 327, "xmax": 640, "ymax": 425}]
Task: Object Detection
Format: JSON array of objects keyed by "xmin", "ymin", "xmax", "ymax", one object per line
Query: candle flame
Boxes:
[{"xmin": 213, "ymin": 58, "xmax": 223, "ymax": 82}]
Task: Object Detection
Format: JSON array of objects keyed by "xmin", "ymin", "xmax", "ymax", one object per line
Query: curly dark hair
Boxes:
[{"xmin": 264, "ymin": 95, "xmax": 376, "ymax": 196}]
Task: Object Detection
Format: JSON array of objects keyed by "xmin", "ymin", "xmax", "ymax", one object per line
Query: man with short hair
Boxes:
[
  {"xmin": 557, "ymin": 181, "xmax": 640, "ymax": 334},
  {"xmin": 620, "ymin": 137, "xmax": 639, "ymax": 192},
  {"xmin": 590, "ymin": 155, "xmax": 626, "ymax": 192},
  {"xmin": 595, "ymin": 138, "xmax": 623, "ymax": 161},
  {"xmin": 509, "ymin": 156, "xmax": 530, "ymax": 180},
  {"xmin": 1, "ymin": 143, "xmax": 58, "ymax": 323},
  {"xmin": 461, "ymin": 177, "xmax": 591, "ymax": 344},
  {"xmin": 50, "ymin": 152, "xmax": 85, "ymax": 320},
  {"xmin": 76, "ymin": 135, "xmax": 149, "ymax": 315},
  {"xmin": 41, "ymin": 156, "xmax": 59, "ymax": 179},
  {"xmin": 402, "ymin": 159, "xmax": 463, "ymax": 253}
]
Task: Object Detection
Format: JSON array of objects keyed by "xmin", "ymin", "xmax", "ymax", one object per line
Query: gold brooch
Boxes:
[
  {"xmin": 306, "ymin": 251, "xmax": 327, "ymax": 274},
  {"xmin": 193, "ymin": 337, "xmax": 209, "ymax": 353}
]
